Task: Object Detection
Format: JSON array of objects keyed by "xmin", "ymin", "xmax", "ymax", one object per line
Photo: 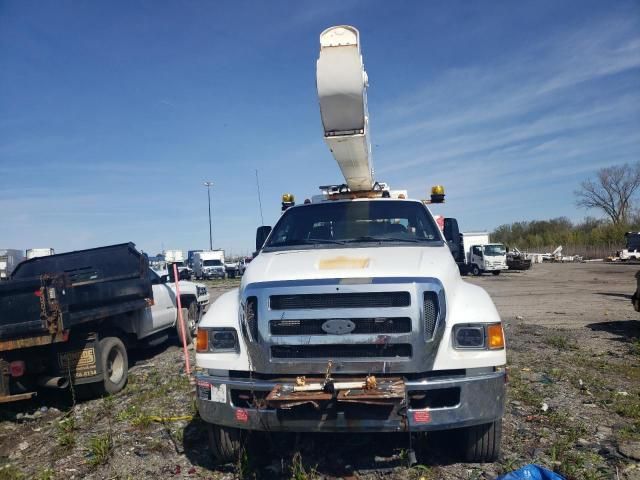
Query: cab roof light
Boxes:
[
  {"xmin": 430, "ymin": 185, "xmax": 445, "ymax": 204},
  {"xmin": 281, "ymin": 193, "xmax": 295, "ymax": 211}
]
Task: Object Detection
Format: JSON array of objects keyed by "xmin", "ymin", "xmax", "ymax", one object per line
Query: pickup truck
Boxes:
[{"xmin": 0, "ymin": 243, "xmax": 209, "ymax": 402}]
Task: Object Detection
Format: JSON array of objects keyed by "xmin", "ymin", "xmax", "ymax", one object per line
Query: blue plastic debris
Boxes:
[{"xmin": 496, "ymin": 464, "xmax": 565, "ymax": 480}]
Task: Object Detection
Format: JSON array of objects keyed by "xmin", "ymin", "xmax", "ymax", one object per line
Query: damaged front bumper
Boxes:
[{"xmin": 196, "ymin": 368, "xmax": 505, "ymax": 432}]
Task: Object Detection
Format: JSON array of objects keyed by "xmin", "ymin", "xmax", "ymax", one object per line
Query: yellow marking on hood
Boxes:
[{"xmin": 318, "ymin": 256, "xmax": 370, "ymax": 270}]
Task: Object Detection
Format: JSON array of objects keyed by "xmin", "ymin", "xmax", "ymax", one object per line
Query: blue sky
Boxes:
[{"xmin": 1, "ymin": 1, "xmax": 639, "ymax": 256}]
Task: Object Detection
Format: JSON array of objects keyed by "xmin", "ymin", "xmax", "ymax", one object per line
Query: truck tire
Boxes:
[
  {"xmin": 94, "ymin": 336, "xmax": 128, "ymax": 395},
  {"xmin": 176, "ymin": 306, "xmax": 194, "ymax": 345},
  {"xmin": 207, "ymin": 424, "xmax": 244, "ymax": 463},
  {"xmin": 471, "ymin": 264, "xmax": 481, "ymax": 276},
  {"xmin": 492, "ymin": 271, "xmax": 501, "ymax": 276},
  {"xmin": 459, "ymin": 419, "xmax": 502, "ymax": 462}
]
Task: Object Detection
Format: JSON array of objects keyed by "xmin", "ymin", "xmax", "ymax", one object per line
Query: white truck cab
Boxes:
[
  {"xmin": 462, "ymin": 232, "xmax": 508, "ymax": 276},
  {"xmin": 195, "ymin": 25, "xmax": 506, "ymax": 464}
]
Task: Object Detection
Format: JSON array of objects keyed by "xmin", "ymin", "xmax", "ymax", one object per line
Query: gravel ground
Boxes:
[{"xmin": 1, "ymin": 263, "xmax": 639, "ymax": 480}]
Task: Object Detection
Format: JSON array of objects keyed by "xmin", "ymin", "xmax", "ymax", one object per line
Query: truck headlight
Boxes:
[
  {"xmin": 196, "ymin": 328, "xmax": 240, "ymax": 353},
  {"xmin": 453, "ymin": 323, "xmax": 504, "ymax": 350}
]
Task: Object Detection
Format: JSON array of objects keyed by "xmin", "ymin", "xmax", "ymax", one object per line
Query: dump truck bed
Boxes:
[{"xmin": 0, "ymin": 243, "xmax": 152, "ymax": 345}]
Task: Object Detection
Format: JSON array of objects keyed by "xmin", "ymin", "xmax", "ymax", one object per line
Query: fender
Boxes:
[
  {"xmin": 196, "ymin": 288, "xmax": 252, "ymax": 373},
  {"xmin": 433, "ymin": 281, "xmax": 506, "ymax": 370}
]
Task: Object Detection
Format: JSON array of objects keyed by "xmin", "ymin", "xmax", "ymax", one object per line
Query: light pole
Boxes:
[{"xmin": 203, "ymin": 181, "xmax": 213, "ymax": 250}]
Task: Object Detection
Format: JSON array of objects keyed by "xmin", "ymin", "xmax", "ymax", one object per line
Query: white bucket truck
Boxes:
[
  {"xmin": 194, "ymin": 250, "xmax": 226, "ymax": 280},
  {"xmin": 195, "ymin": 25, "xmax": 506, "ymax": 464},
  {"xmin": 461, "ymin": 232, "xmax": 508, "ymax": 276}
]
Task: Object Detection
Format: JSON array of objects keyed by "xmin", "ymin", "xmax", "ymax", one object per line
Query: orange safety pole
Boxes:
[{"xmin": 173, "ymin": 263, "xmax": 191, "ymax": 375}]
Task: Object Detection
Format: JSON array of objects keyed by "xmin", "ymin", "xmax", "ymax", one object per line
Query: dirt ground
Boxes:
[{"xmin": 1, "ymin": 263, "xmax": 639, "ymax": 480}]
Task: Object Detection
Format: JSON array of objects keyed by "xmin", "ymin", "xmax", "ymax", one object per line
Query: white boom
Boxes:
[{"xmin": 317, "ymin": 25, "xmax": 373, "ymax": 191}]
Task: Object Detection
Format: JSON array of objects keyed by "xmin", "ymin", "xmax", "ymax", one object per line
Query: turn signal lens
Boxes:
[
  {"xmin": 196, "ymin": 329, "xmax": 209, "ymax": 353},
  {"xmin": 487, "ymin": 323, "xmax": 505, "ymax": 350}
]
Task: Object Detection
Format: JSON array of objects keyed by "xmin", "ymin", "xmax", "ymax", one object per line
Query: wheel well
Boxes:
[{"xmin": 180, "ymin": 294, "xmax": 197, "ymax": 308}]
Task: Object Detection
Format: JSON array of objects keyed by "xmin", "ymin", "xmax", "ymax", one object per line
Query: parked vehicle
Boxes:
[
  {"xmin": 224, "ymin": 259, "xmax": 242, "ymax": 279},
  {"xmin": 618, "ymin": 232, "xmax": 640, "ymax": 261},
  {"xmin": 25, "ymin": 248, "xmax": 54, "ymax": 259},
  {"xmin": 164, "ymin": 249, "xmax": 193, "ymax": 279},
  {"xmin": 0, "ymin": 243, "xmax": 208, "ymax": 403},
  {"xmin": 457, "ymin": 232, "xmax": 508, "ymax": 276},
  {"xmin": 0, "ymin": 249, "xmax": 24, "ymax": 280},
  {"xmin": 193, "ymin": 250, "xmax": 226, "ymax": 280},
  {"xmin": 188, "ymin": 250, "xmax": 204, "ymax": 269},
  {"xmin": 195, "ymin": 25, "xmax": 505, "ymax": 464}
]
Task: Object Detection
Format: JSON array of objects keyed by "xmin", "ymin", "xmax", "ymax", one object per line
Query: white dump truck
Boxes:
[
  {"xmin": 460, "ymin": 232, "xmax": 508, "ymax": 276},
  {"xmin": 195, "ymin": 25, "xmax": 506, "ymax": 464}
]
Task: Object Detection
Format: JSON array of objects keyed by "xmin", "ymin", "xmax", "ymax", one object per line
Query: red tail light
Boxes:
[{"xmin": 10, "ymin": 361, "xmax": 25, "ymax": 377}]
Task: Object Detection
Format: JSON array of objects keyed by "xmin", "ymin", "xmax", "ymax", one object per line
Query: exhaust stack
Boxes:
[{"xmin": 317, "ymin": 25, "xmax": 373, "ymax": 191}]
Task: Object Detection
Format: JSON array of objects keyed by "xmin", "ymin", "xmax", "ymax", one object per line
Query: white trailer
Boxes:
[
  {"xmin": 26, "ymin": 248, "xmax": 54, "ymax": 260},
  {"xmin": 193, "ymin": 250, "xmax": 226, "ymax": 280},
  {"xmin": 0, "ymin": 249, "xmax": 24, "ymax": 280},
  {"xmin": 461, "ymin": 232, "xmax": 508, "ymax": 276},
  {"xmin": 164, "ymin": 249, "xmax": 185, "ymax": 265}
]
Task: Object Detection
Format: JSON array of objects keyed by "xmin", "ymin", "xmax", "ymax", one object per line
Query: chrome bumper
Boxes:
[{"xmin": 196, "ymin": 370, "xmax": 505, "ymax": 432}]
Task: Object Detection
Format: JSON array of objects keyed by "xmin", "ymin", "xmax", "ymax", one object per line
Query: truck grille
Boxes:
[
  {"xmin": 270, "ymin": 292, "xmax": 410, "ymax": 310},
  {"xmin": 424, "ymin": 292, "xmax": 439, "ymax": 339},
  {"xmin": 271, "ymin": 344, "xmax": 412, "ymax": 359},
  {"xmin": 270, "ymin": 317, "xmax": 411, "ymax": 335}
]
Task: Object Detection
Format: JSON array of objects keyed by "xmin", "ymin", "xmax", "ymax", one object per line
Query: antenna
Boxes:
[{"xmin": 255, "ymin": 169, "xmax": 265, "ymax": 225}]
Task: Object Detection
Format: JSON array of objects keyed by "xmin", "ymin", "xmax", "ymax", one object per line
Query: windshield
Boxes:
[
  {"xmin": 203, "ymin": 259, "xmax": 223, "ymax": 266},
  {"xmin": 264, "ymin": 200, "xmax": 441, "ymax": 250},
  {"xmin": 484, "ymin": 244, "xmax": 506, "ymax": 256}
]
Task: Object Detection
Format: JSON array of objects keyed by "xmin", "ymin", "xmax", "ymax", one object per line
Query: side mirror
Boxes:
[
  {"xmin": 256, "ymin": 225, "xmax": 272, "ymax": 252},
  {"xmin": 443, "ymin": 218, "xmax": 463, "ymax": 263}
]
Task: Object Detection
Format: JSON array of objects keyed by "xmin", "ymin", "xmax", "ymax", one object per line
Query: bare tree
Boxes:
[{"xmin": 575, "ymin": 163, "xmax": 640, "ymax": 225}]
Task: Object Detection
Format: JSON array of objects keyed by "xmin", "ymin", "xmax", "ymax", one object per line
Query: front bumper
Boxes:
[
  {"xmin": 196, "ymin": 369, "xmax": 505, "ymax": 432},
  {"xmin": 204, "ymin": 271, "xmax": 226, "ymax": 279}
]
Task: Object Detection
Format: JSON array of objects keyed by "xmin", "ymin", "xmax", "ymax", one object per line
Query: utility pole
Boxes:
[{"xmin": 203, "ymin": 181, "xmax": 213, "ymax": 250}]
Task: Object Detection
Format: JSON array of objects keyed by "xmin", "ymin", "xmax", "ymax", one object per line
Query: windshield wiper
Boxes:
[
  {"xmin": 345, "ymin": 236, "xmax": 426, "ymax": 243},
  {"xmin": 270, "ymin": 238, "xmax": 347, "ymax": 247}
]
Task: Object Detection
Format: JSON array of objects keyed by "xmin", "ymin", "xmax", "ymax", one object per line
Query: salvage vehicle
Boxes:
[
  {"xmin": 0, "ymin": 243, "xmax": 208, "ymax": 403},
  {"xmin": 195, "ymin": 26, "xmax": 506, "ymax": 463}
]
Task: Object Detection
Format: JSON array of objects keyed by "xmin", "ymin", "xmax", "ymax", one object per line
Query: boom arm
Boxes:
[{"xmin": 317, "ymin": 26, "xmax": 373, "ymax": 191}]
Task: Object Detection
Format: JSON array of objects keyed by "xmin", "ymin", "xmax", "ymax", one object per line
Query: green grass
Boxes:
[
  {"xmin": 545, "ymin": 333, "xmax": 576, "ymax": 350},
  {"xmin": 0, "ymin": 465, "xmax": 25, "ymax": 480},
  {"xmin": 87, "ymin": 433, "xmax": 113, "ymax": 467}
]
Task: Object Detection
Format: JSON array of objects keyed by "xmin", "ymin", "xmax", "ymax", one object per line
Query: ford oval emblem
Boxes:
[{"xmin": 321, "ymin": 319, "xmax": 356, "ymax": 335}]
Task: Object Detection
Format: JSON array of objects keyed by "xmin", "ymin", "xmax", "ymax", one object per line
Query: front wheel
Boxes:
[
  {"xmin": 492, "ymin": 271, "xmax": 501, "ymax": 276},
  {"xmin": 471, "ymin": 264, "xmax": 482, "ymax": 276},
  {"xmin": 176, "ymin": 306, "xmax": 195, "ymax": 345},
  {"xmin": 207, "ymin": 424, "xmax": 245, "ymax": 463},
  {"xmin": 458, "ymin": 419, "xmax": 502, "ymax": 462}
]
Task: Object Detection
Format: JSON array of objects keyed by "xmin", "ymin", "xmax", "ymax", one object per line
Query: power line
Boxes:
[{"xmin": 255, "ymin": 169, "xmax": 265, "ymax": 225}]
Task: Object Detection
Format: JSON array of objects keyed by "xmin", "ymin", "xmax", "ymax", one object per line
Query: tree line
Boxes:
[
  {"xmin": 492, "ymin": 162, "xmax": 640, "ymax": 249},
  {"xmin": 492, "ymin": 216, "xmax": 639, "ymax": 249}
]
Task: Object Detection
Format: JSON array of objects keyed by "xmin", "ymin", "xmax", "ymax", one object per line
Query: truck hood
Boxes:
[{"xmin": 242, "ymin": 245, "xmax": 460, "ymax": 287}]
